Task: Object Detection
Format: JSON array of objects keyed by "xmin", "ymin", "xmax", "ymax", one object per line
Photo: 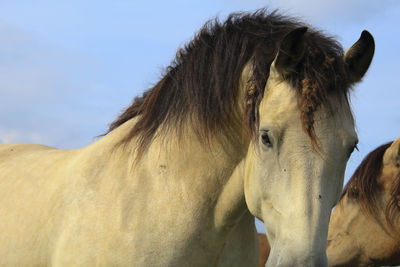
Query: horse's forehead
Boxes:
[
  {"xmin": 260, "ymin": 80, "xmax": 352, "ymax": 122},
  {"xmin": 260, "ymin": 79, "xmax": 356, "ymax": 142},
  {"xmin": 259, "ymin": 80, "xmax": 299, "ymax": 122},
  {"xmin": 325, "ymin": 95, "xmax": 355, "ymax": 133},
  {"xmin": 314, "ymin": 95, "xmax": 357, "ymax": 145}
]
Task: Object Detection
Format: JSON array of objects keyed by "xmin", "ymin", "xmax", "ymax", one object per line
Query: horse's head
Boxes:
[
  {"xmin": 244, "ymin": 28, "xmax": 374, "ymax": 266},
  {"xmin": 327, "ymin": 138, "xmax": 400, "ymax": 267}
]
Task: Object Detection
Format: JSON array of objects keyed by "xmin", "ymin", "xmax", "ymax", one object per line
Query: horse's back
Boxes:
[
  {"xmin": 0, "ymin": 143, "xmax": 74, "ymax": 266},
  {"xmin": 0, "ymin": 142, "xmax": 73, "ymax": 188},
  {"xmin": 0, "ymin": 139, "xmax": 141, "ymax": 266}
]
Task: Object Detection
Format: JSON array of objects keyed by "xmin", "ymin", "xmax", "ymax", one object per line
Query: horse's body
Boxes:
[
  {"xmin": 0, "ymin": 10, "xmax": 374, "ymax": 266},
  {"xmin": 0, "ymin": 120, "xmax": 259, "ymax": 266},
  {"xmin": 0, "ymin": 121, "xmax": 258, "ymax": 266},
  {"xmin": 327, "ymin": 138, "xmax": 400, "ymax": 267}
]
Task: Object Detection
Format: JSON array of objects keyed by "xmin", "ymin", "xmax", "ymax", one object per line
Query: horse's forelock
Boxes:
[{"xmin": 294, "ymin": 37, "xmax": 351, "ymax": 153}]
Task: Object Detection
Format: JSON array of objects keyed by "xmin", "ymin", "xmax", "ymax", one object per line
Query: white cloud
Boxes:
[
  {"xmin": 0, "ymin": 129, "xmax": 20, "ymax": 143},
  {"xmin": 0, "ymin": 128, "xmax": 44, "ymax": 144}
]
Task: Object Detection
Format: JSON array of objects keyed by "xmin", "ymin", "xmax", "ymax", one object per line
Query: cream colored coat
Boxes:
[
  {"xmin": 0, "ymin": 29, "xmax": 373, "ymax": 266},
  {"xmin": 0, "ymin": 120, "xmax": 258, "ymax": 266}
]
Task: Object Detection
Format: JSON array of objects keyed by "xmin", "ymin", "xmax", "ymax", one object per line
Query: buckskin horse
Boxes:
[{"xmin": 0, "ymin": 10, "xmax": 374, "ymax": 266}]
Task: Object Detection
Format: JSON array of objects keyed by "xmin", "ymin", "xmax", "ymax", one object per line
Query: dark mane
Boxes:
[
  {"xmin": 106, "ymin": 9, "xmax": 352, "ymax": 156},
  {"xmin": 340, "ymin": 142, "xmax": 400, "ymax": 228}
]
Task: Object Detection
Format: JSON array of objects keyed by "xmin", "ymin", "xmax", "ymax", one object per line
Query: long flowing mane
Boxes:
[
  {"xmin": 106, "ymin": 9, "xmax": 352, "ymax": 156},
  {"xmin": 340, "ymin": 141, "xmax": 400, "ymax": 228}
]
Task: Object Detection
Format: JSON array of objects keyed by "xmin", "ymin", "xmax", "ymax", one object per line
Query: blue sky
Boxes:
[{"xmin": 0, "ymin": 1, "xmax": 399, "ymax": 232}]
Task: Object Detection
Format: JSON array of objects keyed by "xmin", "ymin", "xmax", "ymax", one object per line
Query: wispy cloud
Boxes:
[
  {"xmin": 0, "ymin": 129, "xmax": 20, "ymax": 143},
  {"xmin": 0, "ymin": 128, "xmax": 44, "ymax": 144},
  {"xmin": 0, "ymin": 21, "xmax": 110, "ymax": 148},
  {"xmin": 232, "ymin": 0, "xmax": 399, "ymax": 24},
  {"xmin": 0, "ymin": 22, "xmax": 64, "ymax": 97}
]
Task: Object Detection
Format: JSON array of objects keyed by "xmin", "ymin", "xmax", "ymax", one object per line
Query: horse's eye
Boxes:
[
  {"xmin": 348, "ymin": 143, "xmax": 359, "ymax": 157},
  {"xmin": 261, "ymin": 131, "xmax": 272, "ymax": 148}
]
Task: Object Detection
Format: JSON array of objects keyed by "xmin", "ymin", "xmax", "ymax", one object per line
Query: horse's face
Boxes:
[
  {"xmin": 327, "ymin": 138, "xmax": 400, "ymax": 267},
  {"xmin": 244, "ymin": 28, "xmax": 374, "ymax": 266},
  {"xmin": 244, "ymin": 73, "xmax": 356, "ymax": 266}
]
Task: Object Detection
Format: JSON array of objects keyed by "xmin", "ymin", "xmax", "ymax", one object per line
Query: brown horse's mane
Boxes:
[
  {"xmin": 340, "ymin": 141, "xmax": 400, "ymax": 229},
  {"xmin": 106, "ymin": 9, "xmax": 352, "ymax": 157}
]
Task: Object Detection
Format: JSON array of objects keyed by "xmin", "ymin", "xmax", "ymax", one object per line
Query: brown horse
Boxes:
[
  {"xmin": 327, "ymin": 138, "xmax": 400, "ymax": 267},
  {"xmin": 258, "ymin": 233, "xmax": 270, "ymax": 267}
]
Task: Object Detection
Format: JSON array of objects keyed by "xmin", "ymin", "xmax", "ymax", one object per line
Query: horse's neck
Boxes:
[
  {"xmin": 97, "ymin": 117, "xmax": 250, "ymax": 231},
  {"xmin": 214, "ymin": 159, "xmax": 249, "ymax": 230},
  {"xmin": 148, "ymin": 136, "xmax": 249, "ymax": 232},
  {"xmin": 87, "ymin": 119, "xmax": 247, "ymax": 233}
]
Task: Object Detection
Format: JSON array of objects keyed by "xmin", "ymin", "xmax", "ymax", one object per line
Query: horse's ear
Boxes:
[
  {"xmin": 344, "ymin": 30, "xmax": 375, "ymax": 83},
  {"xmin": 383, "ymin": 138, "xmax": 400, "ymax": 166},
  {"xmin": 273, "ymin": 27, "xmax": 308, "ymax": 75}
]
